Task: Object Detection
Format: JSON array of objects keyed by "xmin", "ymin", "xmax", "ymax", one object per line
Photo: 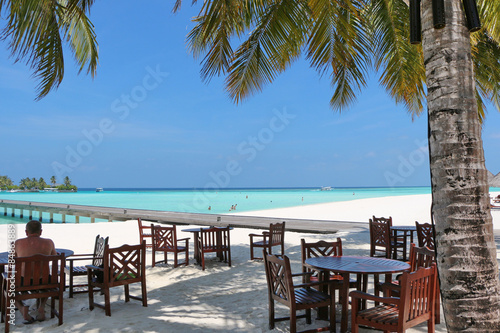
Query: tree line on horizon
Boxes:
[{"xmin": 0, "ymin": 175, "xmax": 76, "ymax": 191}]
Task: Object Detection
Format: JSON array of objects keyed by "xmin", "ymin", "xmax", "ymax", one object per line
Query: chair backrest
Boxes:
[
  {"xmin": 199, "ymin": 227, "xmax": 230, "ymax": 251},
  {"xmin": 103, "ymin": 241, "xmax": 146, "ymax": 287},
  {"xmin": 372, "ymin": 215, "xmax": 393, "ymax": 226},
  {"xmin": 138, "ymin": 218, "xmax": 152, "ymax": 241},
  {"xmin": 415, "ymin": 222, "xmax": 435, "ymax": 250},
  {"xmin": 9, "ymin": 253, "xmax": 65, "ymax": 291},
  {"xmin": 408, "ymin": 243, "xmax": 435, "ymax": 272},
  {"xmin": 399, "ymin": 263, "xmax": 437, "ymax": 329},
  {"xmin": 301, "ymin": 238, "xmax": 342, "ymax": 261},
  {"xmin": 92, "ymin": 234, "xmax": 109, "ymax": 267},
  {"xmin": 152, "ymin": 224, "xmax": 177, "ymax": 251},
  {"xmin": 263, "ymin": 249, "xmax": 294, "ymax": 307},
  {"xmin": 369, "ymin": 217, "xmax": 392, "ymax": 258},
  {"xmin": 269, "ymin": 222, "xmax": 285, "ymax": 247}
]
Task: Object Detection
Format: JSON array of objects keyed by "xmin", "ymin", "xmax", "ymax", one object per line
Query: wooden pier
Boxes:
[{"xmin": 0, "ymin": 199, "xmax": 367, "ymax": 233}]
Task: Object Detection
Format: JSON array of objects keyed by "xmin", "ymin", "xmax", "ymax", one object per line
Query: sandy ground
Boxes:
[{"xmin": 1, "ymin": 192, "xmax": 499, "ymax": 332}]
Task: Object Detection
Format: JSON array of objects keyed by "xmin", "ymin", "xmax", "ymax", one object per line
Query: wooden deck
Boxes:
[{"xmin": 0, "ymin": 199, "xmax": 367, "ymax": 234}]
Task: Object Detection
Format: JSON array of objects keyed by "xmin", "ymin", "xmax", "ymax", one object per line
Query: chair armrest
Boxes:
[
  {"xmin": 176, "ymin": 237, "xmax": 190, "ymax": 242},
  {"xmin": 86, "ymin": 264, "xmax": 104, "ymax": 271},
  {"xmin": 349, "ymin": 290, "xmax": 400, "ymax": 306},
  {"xmin": 248, "ymin": 233, "xmax": 265, "ymax": 237},
  {"xmin": 381, "ymin": 282, "xmax": 401, "ymax": 296},
  {"xmin": 66, "ymin": 255, "xmax": 95, "ymax": 262},
  {"xmin": 291, "ymin": 272, "xmax": 314, "ymax": 278}
]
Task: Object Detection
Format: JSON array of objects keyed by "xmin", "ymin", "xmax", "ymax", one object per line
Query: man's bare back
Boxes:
[
  {"xmin": 15, "ymin": 236, "xmax": 56, "ymax": 257},
  {"xmin": 13, "ymin": 220, "xmax": 57, "ymax": 323}
]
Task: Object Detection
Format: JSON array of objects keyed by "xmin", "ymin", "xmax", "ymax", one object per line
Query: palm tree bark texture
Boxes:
[{"xmin": 422, "ymin": 0, "xmax": 500, "ymax": 331}]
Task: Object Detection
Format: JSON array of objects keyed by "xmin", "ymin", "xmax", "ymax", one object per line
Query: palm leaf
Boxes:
[
  {"xmin": 367, "ymin": 0, "xmax": 426, "ymax": 117},
  {"xmin": 226, "ymin": 0, "xmax": 310, "ymax": 103},
  {"xmin": 307, "ymin": 0, "xmax": 371, "ymax": 112}
]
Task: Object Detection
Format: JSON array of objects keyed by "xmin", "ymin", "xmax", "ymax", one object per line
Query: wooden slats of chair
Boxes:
[
  {"xmin": 138, "ymin": 218, "xmax": 153, "ymax": 248},
  {"xmin": 87, "ymin": 241, "xmax": 147, "ymax": 316},
  {"xmin": 197, "ymin": 227, "xmax": 231, "ymax": 270},
  {"xmin": 264, "ymin": 250, "xmax": 335, "ymax": 333},
  {"xmin": 1, "ymin": 254, "xmax": 65, "ymax": 333},
  {"xmin": 152, "ymin": 224, "xmax": 189, "ymax": 268},
  {"xmin": 350, "ymin": 264, "xmax": 437, "ymax": 333},
  {"xmin": 249, "ymin": 222, "xmax": 285, "ymax": 260},
  {"xmin": 415, "ymin": 222, "xmax": 435, "ymax": 250}
]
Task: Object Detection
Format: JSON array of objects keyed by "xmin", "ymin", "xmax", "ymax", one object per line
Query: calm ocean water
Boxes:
[{"xmin": 0, "ymin": 186, "xmax": 496, "ymax": 225}]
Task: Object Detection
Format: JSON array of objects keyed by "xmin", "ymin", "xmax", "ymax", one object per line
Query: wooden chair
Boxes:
[
  {"xmin": 249, "ymin": 221, "xmax": 285, "ymax": 260},
  {"xmin": 152, "ymin": 224, "xmax": 189, "ymax": 267},
  {"xmin": 138, "ymin": 218, "xmax": 153, "ymax": 248},
  {"xmin": 369, "ymin": 216, "xmax": 405, "ymax": 259},
  {"xmin": 1, "ymin": 254, "xmax": 65, "ymax": 333},
  {"xmin": 350, "ymin": 263, "xmax": 438, "ymax": 333},
  {"xmin": 263, "ymin": 249, "xmax": 336, "ymax": 333},
  {"xmin": 65, "ymin": 234, "xmax": 109, "ymax": 298},
  {"xmin": 300, "ymin": 238, "xmax": 359, "ymax": 301},
  {"xmin": 197, "ymin": 227, "xmax": 231, "ymax": 270},
  {"xmin": 86, "ymin": 241, "xmax": 147, "ymax": 316},
  {"xmin": 416, "ymin": 221, "xmax": 435, "ymax": 250}
]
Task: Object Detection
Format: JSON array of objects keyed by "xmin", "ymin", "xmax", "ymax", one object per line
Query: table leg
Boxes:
[
  {"xmin": 340, "ymin": 272, "xmax": 349, "ymax": 333},
  {"xmin": 193, "ymin": 232, "xmax": 200, "ymax": 265}
]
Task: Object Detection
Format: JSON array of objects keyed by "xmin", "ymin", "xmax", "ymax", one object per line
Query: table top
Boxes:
[
  {"xmin": 0, "ymin": 248, "xmax": 74, "ymax": 265},
  {"xmin": 182, "ymin": 226, "xmax": 232, "ymax": 233},
  {"xmin": 305, "ymin": 256, "xmax": 410, "ymax": 275},
  {"xmin": 390, "ymin": 225, "xmax": 417, "ymax": 231}
]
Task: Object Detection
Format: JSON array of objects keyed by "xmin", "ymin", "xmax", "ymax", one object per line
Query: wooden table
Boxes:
[
  {"xmin": 391, "ymin": 225, "xmax": 416, "ymax": 260},
  {"xmin": 182, "ymin": 227, "xmax": 231, "ymax": 265},
  {"xmin": 305, "ymin": 255, "xmax": 410, "ymax": 333}
]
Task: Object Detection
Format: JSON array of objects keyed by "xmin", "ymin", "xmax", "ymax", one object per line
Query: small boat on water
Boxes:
[
  {"xmin": 320, "ymin": 186, "xmax": 333, "ymax": 191},
  {"xmin": 96, "ymin": 188, "xmax": 104, "ymax": 192}
]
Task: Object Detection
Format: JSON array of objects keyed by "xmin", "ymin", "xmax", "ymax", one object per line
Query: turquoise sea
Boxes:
[{"xmin": 0, "ymin": 187, "xmax": 497, "ymax": 225}]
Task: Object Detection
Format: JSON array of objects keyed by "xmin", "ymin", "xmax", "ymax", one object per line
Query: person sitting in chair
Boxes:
[{"xmin": 14, "ymin": 220, "xmax": 56, "ymax": 324}]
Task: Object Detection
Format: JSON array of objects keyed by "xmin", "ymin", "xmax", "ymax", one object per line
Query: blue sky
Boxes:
[{"xmin": 1, "ymin": 1, "xmax": 499, "ymax": 189}]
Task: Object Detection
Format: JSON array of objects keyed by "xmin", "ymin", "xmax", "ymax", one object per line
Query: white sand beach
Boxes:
[{"xmin": 1, "ymin": 192, "xmax": 499, "ymax": 332}]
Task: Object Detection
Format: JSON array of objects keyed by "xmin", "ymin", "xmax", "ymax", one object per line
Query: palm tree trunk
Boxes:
[{"xmin": 421, "ymin": 0, "xmax": 500, "ymax": 330}]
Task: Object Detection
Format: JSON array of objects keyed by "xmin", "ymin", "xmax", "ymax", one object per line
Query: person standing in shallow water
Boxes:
[{"xmin": 14, "ymin": 220, "xmax": 57, "ymax": 324}]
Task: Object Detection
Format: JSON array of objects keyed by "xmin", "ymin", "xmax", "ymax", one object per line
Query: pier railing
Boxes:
[{"xmin": 0, "ymin": 199, "xmax": 367, "ymax": 233}]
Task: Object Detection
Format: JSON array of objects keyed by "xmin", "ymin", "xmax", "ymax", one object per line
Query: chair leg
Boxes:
[
  {"xmin": 69, "ymin": 272, "xmax": 74, "ymax": 298},
  {"xmin": 124, "ymin": 284, "xmax": 130, "ymax": 302},
  {"xmin": 268, "ymin": 299, "xmax": 275, "ymax": 329},
  {"xmin": 330, "ymin": 291, "xmax": 336, "ymax": 333},
  {"xmin": 173, "ymin": 251, "xmax": 178, "ymax": 268},
  {"xmin": 141, "ymin": 280, "xmax": 148, "ymax": 307},
  {"xmin": 104, "ymin": 289, "xmax": 111, "ymax": 316},
  {"xmin": 51, "ymin": 296, "xmax": 56, "ymax": 318},
  {"xmin": 351, "ymin": 297, "xmax": 359, "ymax": 333},
  {"xmin": 88, "ymin": 276, "xmax": 95, "ymax": 311},
  {"xmin": 306, "ymin": 308, "xmax": 311, "ymax": 324},
  {"xmin": 290, "ymin": 308, "xmax": 297, "ymax": 333},
  {"xmin": 58, "ymin": 294, "xmax": 63, "ymax": 325},
  {"xmin": 250, "ymin": 241, "xmax": 254, "ymax": 260}
]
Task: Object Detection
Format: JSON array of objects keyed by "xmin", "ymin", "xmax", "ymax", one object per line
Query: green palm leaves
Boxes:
[
  {"xmin": 0, "ymin": 0, "xmax": 98, "ymax": 100},
  {"xmin": 180, "ymin": 0, "xmax": 500, "ymax": 118}
]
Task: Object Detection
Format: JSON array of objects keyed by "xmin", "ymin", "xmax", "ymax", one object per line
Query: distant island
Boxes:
[{"xmin": 0, "ymin": 175, "xmax": 77, "ymax": 192}]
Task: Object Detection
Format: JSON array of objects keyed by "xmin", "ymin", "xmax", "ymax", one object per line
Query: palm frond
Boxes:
[
  {"xmin": 187, "ymin": 0, "xmax": 248, "ymax": 82},
  {"xmin": 471, "ymin": 31, "xmax": 500, "ymax": 119},
  {"xmin": 306, "ymin": 0, "xmax": 371, "ymax": 112},
  {"xmin": 477, "ymin": 0, "xmax": 500, "ymax": 44},
  {"xmin": 226, "ymin": 0, "xmax": 311, "ymax": 103},
  {"xmin": 367, "ymin": 0, "xmax": 426, "ymax": 117},
  {"xmin": 60, "ymin": 0, "xmax": 99, "ymax": 77},
  {"xmin": 1, "ymin": 0, "xmax": 98, "ymax": 99}
]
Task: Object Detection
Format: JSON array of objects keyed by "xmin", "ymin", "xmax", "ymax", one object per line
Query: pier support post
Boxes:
[
  {"xmin": 20, "ymin": 209, "xmax": 23, "ymax": 219},
  {"xmin": 11, "ymin": 208, "xmax": 15, "ymax": 217},
  {"xmin": 91, "ymin": 217, "xmax": 95, "ymax": 223},
  {"xmin": 108, "ymin": 217, "xmax": 112, "ymax": 222},
  {"xmin": 4, "ymin": 207, "xmax": 7, "ymax": 216},
  {"xmin": 50, "ymin": 212, "xmax": 54, "ymax": 223},
  {"xmin": 29, "ymin": 210, "xmax": 32, "ymax": 220},
  {"xmin": 62, "ymin": 214, "xmax": 66, "ymax": 223},
  {"xmin": 38, "ymin": 211, "xmax": 42, "ymax": 222},
  {"xmin": 75, "ymin": 215, "xmax": 80, "ymax": 223}
]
